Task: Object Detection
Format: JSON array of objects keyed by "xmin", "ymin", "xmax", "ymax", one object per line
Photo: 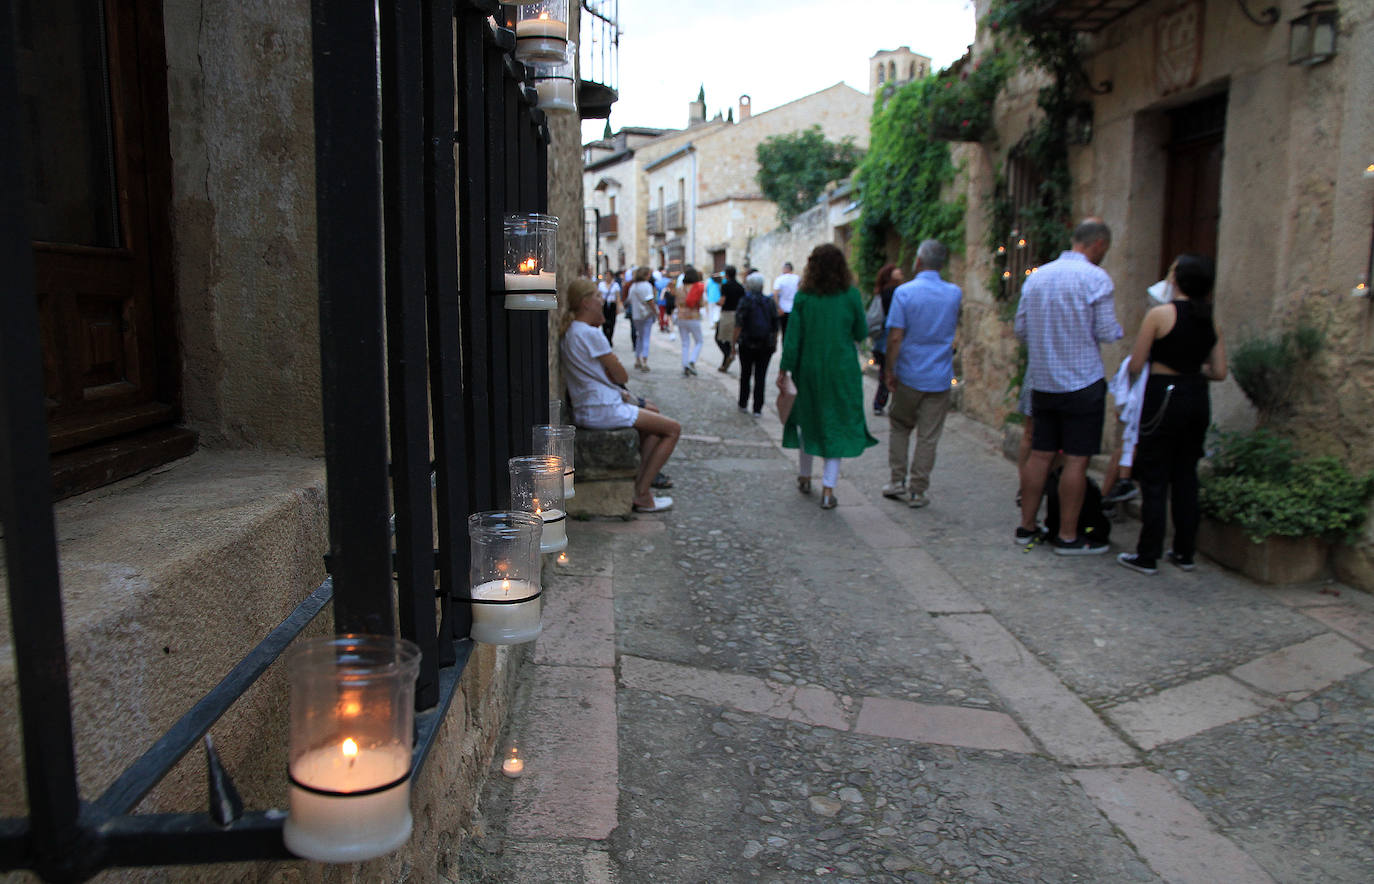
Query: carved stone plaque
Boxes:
[{"xmin": 1156, "ymin": 1, "xmax": 1204, "ymax": 96}]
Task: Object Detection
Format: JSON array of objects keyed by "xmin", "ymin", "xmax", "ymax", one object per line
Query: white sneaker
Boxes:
[{"xmin": 881, "ymin": 482, "xmax": 906, "ymax": 500}]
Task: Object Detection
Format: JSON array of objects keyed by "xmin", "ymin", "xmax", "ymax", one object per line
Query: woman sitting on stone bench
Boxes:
[{"xmin": 560, "ymin": 278, "xmax": 681, "ymax": 513}]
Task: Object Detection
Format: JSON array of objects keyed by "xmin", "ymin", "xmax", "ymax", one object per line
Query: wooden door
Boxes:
[
  {"xmin": 17, "ymin": 0, "xmax": 188, "ymax": 494},
  {"xmin": 1161, "ymin": 94, "xmax": 1226, "ymax": 275}
]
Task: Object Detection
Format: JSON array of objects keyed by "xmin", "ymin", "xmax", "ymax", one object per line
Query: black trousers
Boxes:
[
  {"xmin": 872, "ymin": 350, "xmax": 890, "ymax": 411},
  {"xmin": 1134, "ymin": 373, "xmax": 1210, "ymax": 562},
  {"xmin": 737, "ymin": 344, "xmax": 774, "ymax": 414},
  {"xmin": 602, "ymin": 301, "xmax": 617, "ymax": 344}
]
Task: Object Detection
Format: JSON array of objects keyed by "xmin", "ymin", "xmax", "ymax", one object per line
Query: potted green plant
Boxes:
[{"xmin": 1197, "ymin": 428, "xmax": 1374, "ymax": 583}]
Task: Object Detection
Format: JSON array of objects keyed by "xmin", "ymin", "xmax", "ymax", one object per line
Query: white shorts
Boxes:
[{"xmin": 574, "ymin": 402, "xmax": 640, "ymax": 430}]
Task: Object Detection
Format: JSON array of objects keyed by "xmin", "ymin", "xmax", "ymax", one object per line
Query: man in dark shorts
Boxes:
[{"xmin": 1013, "ymin": 218, "xmax": 1123, "ymax": 554}]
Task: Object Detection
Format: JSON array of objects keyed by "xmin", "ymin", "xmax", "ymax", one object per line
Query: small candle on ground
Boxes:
[{"xmin": 502, "ymin": 747, "xmax": 524, "ymax": 778}]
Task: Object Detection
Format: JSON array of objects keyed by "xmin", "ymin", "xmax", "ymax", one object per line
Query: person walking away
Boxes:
[
  {"xmin": 882, "ymin": 240, "xmax": 962, "ymax": 509},
  {"xmin": 597, "ymin": 271, "xmax": 621, "ymax": 345},
  {"xmin": 627, "ymin": 267, "xmax": 657, "ymax": 371},
  {"xmin": 1117, "ymin": 254, "xmax": 1227, "ymax": 575},
  {"xmin": 733, "ymin": 271, "xmax": 779, "ymax": 415},
  {"xmin": 706, "ymin": 272, "xmax": 723, "ymax": 329},
  {"xmin": 654, "ymin": 267, "xmax": 670, "ymax": 331},
  {"xmin": 716, "ymin": 265, "xmax": 745, "ymax": 372},
  {"xmin": 869, "ymin": 263, "xmax": 904, "ymax": 415},
  {"xmin": 1014, "ymin": 218, "xmax": 1123, "ymax": 553},
  {"xmin": 559, "ymin": 279, "xmax": 680, "ymax": 513},
  {"xmin": 677, "ymin": 266, "xmax": 706, "ymax": 376},
  {"xmin": 777, "ymin": 244, "xmax": 878, "ymax": 509},
  {"xmin": 772, "ymin": 261, "xmax": 800, "ymax": 338}
]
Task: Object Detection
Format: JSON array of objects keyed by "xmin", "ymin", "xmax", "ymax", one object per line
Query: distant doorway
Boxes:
[{"xmin": 1161, "ymin": 92, "xmax": 1226, "ymax": 275}]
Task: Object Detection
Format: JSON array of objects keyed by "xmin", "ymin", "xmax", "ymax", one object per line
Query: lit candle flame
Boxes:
[
  {"xmin": 1001, "ymin": 271, "xmax": 1011, "ymax": 280},
  {"xmin": 519, "ymin": 257, "xmax": 538, "ymax": 274},
  {"xmin": 1016, "ymin": 238, "xmax": 1027, "ymax": 249},
  {"xmin": 538, "ymin": 11, "xmax": 550, "ymax": 20},
  {"xmin": 996, "ymin": 245, "xmax": 1006, "ymax": 256},
  {"xmin": 557, "ymin": 552, "xmax": 569, "ymax": 564},
  {"xmin": 501, "ymin": 578, "xmax": 511, "ymax": 594},
  {"xmin": 342, "ymin": 738, "xmax": 358, "ymax": 767}
]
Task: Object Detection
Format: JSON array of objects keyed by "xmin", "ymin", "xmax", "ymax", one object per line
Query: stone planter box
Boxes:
[{"xmin": 1197, "ymin": 518, "xmax": 1330, "ymax": 584}]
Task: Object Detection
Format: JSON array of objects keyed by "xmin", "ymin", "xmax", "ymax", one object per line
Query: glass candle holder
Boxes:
[
  {"xmin": 509, "ymin": 454, "xmax": 568, "ymax": 553},
  {"xmin": 532, "ymin": 424, "xmax": 576, "ymax": 499},
  {"xmin": 467, "ymin": 511, "xmax": 544, "ymax": 645},
  {"xmin": 512, "ymin": 0, "xmax": 569, "ymax": 64},
  {"xmin": 503, "ymin": 213, "xmax": 558, "ymax": 310},
  {"xmin": 549, "ymin": 399, "xmax": 567, "ymax": 424},
  {"xmin": 531, "ymin": 42, "xmax": 577, "ymax": 114},
  {"xmin": 283, "ymin": 635, "xmax": 422, "ymax": 863}
]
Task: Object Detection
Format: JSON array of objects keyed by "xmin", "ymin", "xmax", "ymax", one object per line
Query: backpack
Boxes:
[
  {"xmin": 866, "ymin": 294, "xmax": 886, "ymax": 341},
  {"xmin": 684, "ymin": 282, "xmax": 704, "ymax": 310},
  {"xmin": 737, "ymin": 292, "xmax": 778, "ymax": 347},
  {"xmin": 1043, "ymin": 468, "xmax": 1111, "ymax": 544}
]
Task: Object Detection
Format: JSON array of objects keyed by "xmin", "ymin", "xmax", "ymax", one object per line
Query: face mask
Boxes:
[{"xmin": 1147, "ymin": 279, "xmax": 1173, "ymax": 304}]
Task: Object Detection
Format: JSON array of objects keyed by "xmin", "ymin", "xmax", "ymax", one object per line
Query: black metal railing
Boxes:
[
  {"xmin": 646, "ymin": 207, "xmax": 664, "ymax": 235},
  {"xmin": 665, "ymin": 201, "xmax": 684, "ymax": 231},
  {"xmin": 578, "ymin": 0, "xmax": 619, "ymax": 119},
  {"xmin": 0, "ymin": 0, "xmax": 550, "ymax": 879}
]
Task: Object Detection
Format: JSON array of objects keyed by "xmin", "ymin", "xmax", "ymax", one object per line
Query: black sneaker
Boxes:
[
  {"xmin": 1014, "ymin": 525, "xmax": 1045, "ymax": 546},
  {"xmin": 1103, "ymin": 479, "xmax": 1139, "ymax": 503},
  {"xmin": 1116, "ymin": 552, "xmax": 1158, "ymax": 575},
  {"xmin": 1166, "ymin": 550, "xmax": 1196, "ymax": 571},
  {"xmin": 1051, "ymin": 535, "xmax": 1110, "ymax": 556},
  {"xmin": 1101, "ymin": 502, "xmax": 1118, "ymax": 520},
  {"xmin": 651, "ymin": 472, "xmax": 673, "ymax": 489}
]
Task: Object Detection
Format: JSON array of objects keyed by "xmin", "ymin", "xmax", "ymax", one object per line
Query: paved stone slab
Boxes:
[
  {"xmin": 935, "ymin": 613, "xmax": 1136, "ymax": 765},
  {"xmin": 549, "ymin": 535, "xmax": 614, "ymax": 578},
  {"xmin": 619, "ymin": 654, "xmax": 850, "ymax": 730},
  {"xmin": 680, "ymin": 433, "xmax": 723, "ymax": 444},
  {"xmin": 1106, "ymin": 674, "xmax": 1273, "ymax": 750},
  {"xmin": 503, "ymin": 843, "xmax": 619, "ymax": 884},
  {"xmin": 854, "ymin": 695, "xmax": 1036, "ymax": 754},
  {"xmin": 575, "ymin": 518, "xmax": 665, "ymax": 535},
  {"xmin": 1305, "ymin": 603, "xmax": 1374, "ymax": 650},
  {"xmin": 1262, "ymin": 586, "xmax": 1350, "ymax": 608},
  {"xmin": 508, "ymin": 665, "xmax": 618, "ymax": 840},
  {"xmin": 1075, "ymin": 767, "xmax": 1277, "ymax": 884},
  {"xmin": 1230, "ymin": 632, "xmax": 1370, "ymax": 697},
  {"xmin": 837, "ymin": 502, "xmax": 912, "ymax": 547},
  {"xmin": 535, "ymin": 575, "xmax": 614, "ymax": 669},
  {"xmin": 878, "ymin": 547, "xmax": 984, "ymax": 613}
]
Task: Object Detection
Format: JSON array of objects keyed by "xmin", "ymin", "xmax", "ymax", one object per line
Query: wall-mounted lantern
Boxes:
[
  {"xmin": 503, "ymin": 213, "xmax": 558, "ymax": 310},
  {"xmin": 532, "ymin": 42, "xmax": 578, "ymax": 114},
  {"xmin": 509, "ymin": 454, "xmax": 568, "ymax": 553},
  {"xmin": 283, "ymin": 635, "xmax": 422, "ymax": 863},
  {"xmin": 509, "ymin": 0, "xmax": 569, "ymax": 64},
  {"xmin": 466, "ymin": 511, "xmax": 544, "ymax": 645},
  {"xmin": 1288, "ymin": 1, "xmax": 1338, "ymax": 66}
]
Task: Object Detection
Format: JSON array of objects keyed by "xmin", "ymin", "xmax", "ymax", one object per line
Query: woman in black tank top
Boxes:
[{"xmin": 1117, "ymin": 254, "xmax": 1228, "ymax": 575}]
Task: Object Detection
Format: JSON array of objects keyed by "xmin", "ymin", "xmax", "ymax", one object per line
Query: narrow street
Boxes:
[{"xmin": 460, "ymin": 316, "xmax": 1374, "ymax": 883}]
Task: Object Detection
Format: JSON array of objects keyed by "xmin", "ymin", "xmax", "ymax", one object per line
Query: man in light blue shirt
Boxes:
[{"xmin": 882, "ymin": 239, "xmax": 962, "ymax": 508}]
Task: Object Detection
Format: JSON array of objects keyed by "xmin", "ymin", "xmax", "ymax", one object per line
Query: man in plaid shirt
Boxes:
[{"xmin": 1014, "ymin": 218, "xmax": 1122, "ymax": 554}]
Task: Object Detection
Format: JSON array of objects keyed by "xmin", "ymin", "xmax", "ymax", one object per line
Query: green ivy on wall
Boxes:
[{"xmin": 852, "ymin": 77, "xmax": 965, "ymax": 291}]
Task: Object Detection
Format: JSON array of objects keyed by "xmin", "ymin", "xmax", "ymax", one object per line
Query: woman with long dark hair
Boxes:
[
  {"xmin": 1117, "ymin": 253, "xmax": 1227, "ymax": 575},
  {"xmin": 776, "ymin": 243, "xmax": 878, "ymax": 509},
  {"xmin": 869, "ymin": 262, "xmax": 904, "ymax": 415}
]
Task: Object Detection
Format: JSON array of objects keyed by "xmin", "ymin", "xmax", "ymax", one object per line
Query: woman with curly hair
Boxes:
[{"xmin": 776, "ymin": 243, "xmax": 878, "ymax": 509}]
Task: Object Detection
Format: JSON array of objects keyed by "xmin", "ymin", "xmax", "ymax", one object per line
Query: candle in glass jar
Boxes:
[
  {"xmin": 515, "ymin": 15, "xmax": 568, "ymax": 40},
  {"xmin": 563, "ymin": 469, "xmax": 575, "ymax": 499},
  {"xmin": 284, "ymin": 740, "xmax": 413, "ymax": 863},
  {"xmin": 469, "ymin": 578, "xmax": 542, "ymax": 644},
  {"xmin": 536, "ymin": 77, "xmax": 577, "ymax": 111},
  {"xmin": 502, "ymin": 747, "xmax": 524, "ymax": 778},
  {"xmin": 536, "ymin": 507, "xmax": 567, "ymax": 553},
  {"xmin": 504, "ymin": 257, "xmax": 557, "ymax": 292}
]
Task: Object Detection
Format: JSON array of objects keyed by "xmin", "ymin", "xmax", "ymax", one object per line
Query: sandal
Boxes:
[
  {"xmin": 797, "ymin": 476, "xmax": 812, "ymax": 495},
  {"xmin": 820, "ymin": 489, "xmax": 838, "ymax": 510}
]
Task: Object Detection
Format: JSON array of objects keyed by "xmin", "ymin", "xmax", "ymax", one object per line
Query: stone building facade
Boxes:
[
  {"xmin": 945, "ymin": 0, "xmax": 1374, "ymax": 585},
  {"xmin": 583, "ymin": 83, "xmax": 871, "ymax": 277}
]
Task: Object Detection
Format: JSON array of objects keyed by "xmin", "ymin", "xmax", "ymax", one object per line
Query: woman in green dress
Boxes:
[{"xmin": 777, "ymin": 243, "xmax": 878, "ymax": 509}]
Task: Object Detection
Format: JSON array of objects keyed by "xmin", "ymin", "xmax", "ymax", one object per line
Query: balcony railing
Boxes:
[
  {"xmin": 597, "ymin": 213, "xmax": 618, "ymax": 237},
  {"xmin": 665, "ymin": 201, "xmax": 684, "ymax": 231},
  {"xmin": 646, "ymin": 208, "xmax": 664, "ymax": 236},
  {"xmin": 578, "ymin": 1, "xmax": 618, "ymax": 119},
  {"xmin": 1017, "ymin": 0, "xmax": 1150, "ymax": 31}
]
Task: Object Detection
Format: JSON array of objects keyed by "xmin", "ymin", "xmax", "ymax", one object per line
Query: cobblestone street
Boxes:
[{"xmin": 461, "ymin": 318, "xmax": 1374, "ymax": 883}]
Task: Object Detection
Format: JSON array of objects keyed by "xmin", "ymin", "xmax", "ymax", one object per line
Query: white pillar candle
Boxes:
[
  {"xmin": 503, "ymin": 270, "xmax": 558, "ymax": 291},
  {"xmin": 537, "ymin": 508, "xmax": 567, "ymax": 553},
  {"xmin": 515, "ymin": 17, "xmax": 568, "ymax": 40},
  {"xmin": 284, "ymin": 741, "xmax": 413, "ymax": 863},
  {"xmin": 535, "ymin": 78, "xmax": 577, "ymax": 112},
  {"xmin": 469, "ymin": 578, "xmax": 542, "ymax": 644}
]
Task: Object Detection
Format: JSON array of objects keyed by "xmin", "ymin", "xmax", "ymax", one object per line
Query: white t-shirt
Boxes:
[
  {"xmin": 561, "ymin": 320, "xmax": 623, "ymax": 409},
  {"xmin": 598, "ymin": 280, "xmax": 621, "ymax": 304},
  {"xmin": 628, "ymin": 280, "xmax": 656, "ymax": 321},
  {"xmin": 773, "ymin": 272, "xmax": 800, "ymax": 313}
]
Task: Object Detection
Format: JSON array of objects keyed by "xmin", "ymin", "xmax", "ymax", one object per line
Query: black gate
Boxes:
[{"xmin": 0, "ymin": 0, "xmax": 552, "ymax": 878}]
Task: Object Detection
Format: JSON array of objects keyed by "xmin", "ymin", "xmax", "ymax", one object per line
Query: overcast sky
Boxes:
[{"xmin": 580, "ymin": 0, "xmax": 979, "ymax": 144}]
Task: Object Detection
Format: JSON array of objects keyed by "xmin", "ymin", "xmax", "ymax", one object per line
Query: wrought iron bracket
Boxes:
[{"xmin": 1236, "ymin": 0, "xmax": 1280, "ymax": 25}]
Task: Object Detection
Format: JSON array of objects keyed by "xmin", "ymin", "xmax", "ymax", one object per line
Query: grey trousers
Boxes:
[{"xmin": 888, "ymin": 383, "xmax": 951, "ymax": 493}]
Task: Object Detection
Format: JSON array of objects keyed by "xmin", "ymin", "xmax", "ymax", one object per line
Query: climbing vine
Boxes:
[{"xmin": 852, "ymin": 77, "xmax": 965, "ymax": 291}]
